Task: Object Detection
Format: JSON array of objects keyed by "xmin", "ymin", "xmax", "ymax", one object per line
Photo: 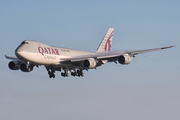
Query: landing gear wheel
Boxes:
[
  {"xmin": 72, "ymin": 72, "xmax": 75, "ymax": 76},
  {"xmin": 48, "ymin": 71, "xmax": 55, "ymax": 78},
  {"xmin": 73, "ymin": 70, "xmax": 84, "ymax": 77},
  {"xmin": 61, "ymin": 72, "xmax": 65, "ymax": 77},
  {"xmin": 49, "ymin": 74, "xmax": 52, "ymax": 78},
  {"xmin": 52, "ymin": 73, "xmax": 55, "ymax": 78}
]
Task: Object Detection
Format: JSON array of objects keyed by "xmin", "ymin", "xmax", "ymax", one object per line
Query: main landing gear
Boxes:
[
  {"xmin": 71, "ymin": 70, "xmax": 84, "ymax": 77},
  {"xmin": 46, "ymin": 68, "xmax": 84, "ymax": 78},
  {"xmin": 48, "ymin": 70, "xmax": 55, "ymax": 78},
  {"xmin": 61, "ymin": 69, "xmax": 84, "ymax": 77},
  {"xmin": 61, "ymin": 71, "xmax": 69, "ymax": 77}
]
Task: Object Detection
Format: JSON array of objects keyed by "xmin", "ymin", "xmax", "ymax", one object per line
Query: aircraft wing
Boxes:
[
  {"xmin": 124, "ymin": 45, "xmax": 176, "ymax": 55},
  {"xmin": 97, "ymin": 45, "xmax": 176, "ymax": 59},
  {"xmin": 5, "ymin": 55, "xmax": 19, "ymax": 61},
  {"xmin": 60, "ymin": 45, "xmax": 175, "ymax": 62}
]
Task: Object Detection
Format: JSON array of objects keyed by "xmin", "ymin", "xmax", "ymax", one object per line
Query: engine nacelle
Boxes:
[
  {"xmin": 82, "ymin": 58, "xmax": 97, "ymax": 69},
  {"xmin": 118, "ymin": 54, "xmax": 132, "ymax": 65},
  {"xmin": 8, "ymin": 61, "xmax": 21, "ymax": 70},
  {"xmin": 20, "ymin": 63, "xmax": 34, "ymax": 72}
]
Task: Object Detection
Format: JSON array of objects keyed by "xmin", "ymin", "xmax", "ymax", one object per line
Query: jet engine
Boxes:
[
  {"xmin": 118, "ymin": 54, "xmax": 132, "ymax": 65},
  {"xmin": 8, "ymin": 61, "xmax": 21, "ymax": 70},
  {"xmin": 20, "ymin": 63, "xmax": 34, "ymax": 72},
  {"xmin": 82, "ymin": 58, "xmax": 97, "ymax": 69}
]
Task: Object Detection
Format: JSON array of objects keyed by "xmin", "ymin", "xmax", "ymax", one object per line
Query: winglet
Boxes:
[{"xmin": 96, "ymin": 28, "xmax": 114, "ymax": 52}]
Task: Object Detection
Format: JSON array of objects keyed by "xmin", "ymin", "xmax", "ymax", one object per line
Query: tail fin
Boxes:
[{"xmin": 96, "ymin": 28, "xmax": 114, "ymax": 52}]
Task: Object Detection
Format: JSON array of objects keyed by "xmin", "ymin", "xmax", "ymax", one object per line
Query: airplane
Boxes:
[{"xmin": 5, "ymin": 28, "xmax": 175, "ymax": 78}]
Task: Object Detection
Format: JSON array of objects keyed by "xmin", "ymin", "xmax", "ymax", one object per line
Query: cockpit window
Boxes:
[{"xmin": 21, "ymin": 41, "xmax": 29, "ymax": 45}]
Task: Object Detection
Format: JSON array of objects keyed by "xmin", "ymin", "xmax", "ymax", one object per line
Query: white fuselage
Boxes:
[{"xmin": 15, "ymin": 40, "xmax": 94, "ymax": 66}]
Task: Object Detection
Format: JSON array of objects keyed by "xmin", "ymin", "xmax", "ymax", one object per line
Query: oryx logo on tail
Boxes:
[
  {"xmin": 96, "ymin": 28, "xmax": 114, "ymax": 52},
  {"xmin": 104, "ymin": 30, "xmax": 113, "ymax": 52}
]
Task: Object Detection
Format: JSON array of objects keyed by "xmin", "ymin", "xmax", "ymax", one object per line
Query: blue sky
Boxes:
[{"xmin": 0, "ymin": 0, "xmax": 180, "ymax": 120}]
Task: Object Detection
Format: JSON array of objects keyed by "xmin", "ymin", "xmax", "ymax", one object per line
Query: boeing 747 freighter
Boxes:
[{"xmin": 5, "ymin": 28, "xmax": 175, "ymax": 78}]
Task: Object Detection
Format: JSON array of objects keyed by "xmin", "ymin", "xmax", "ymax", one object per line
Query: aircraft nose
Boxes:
[{"xmin": 15, "ymin": 46, "xmax": 24, "ymax": 58}]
